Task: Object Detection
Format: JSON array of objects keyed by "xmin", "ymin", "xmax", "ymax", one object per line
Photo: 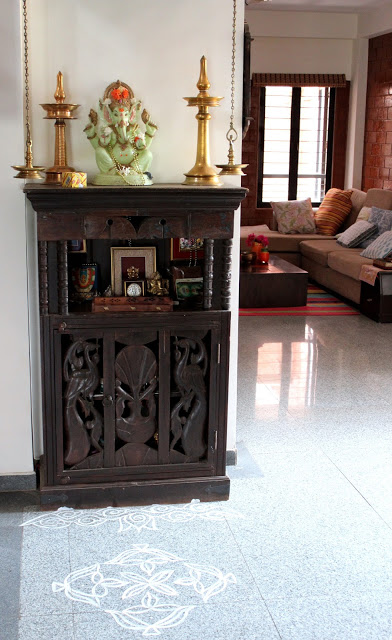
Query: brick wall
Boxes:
[{"xmin": 362, "ymin": 33, "xmax": 392, "ymax": 191}]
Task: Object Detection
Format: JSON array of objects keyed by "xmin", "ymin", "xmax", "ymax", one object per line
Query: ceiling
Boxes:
[{"xmin": 246, "ymin": 0, "xmax": 390, "ymax": 13}]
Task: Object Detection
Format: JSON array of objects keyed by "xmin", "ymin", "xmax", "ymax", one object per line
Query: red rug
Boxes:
[{"xmin": 239, "ymin": 285, "xmax": 360, "ymax": 316}]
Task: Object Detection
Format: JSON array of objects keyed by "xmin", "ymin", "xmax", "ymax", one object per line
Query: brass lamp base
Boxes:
[
  {"xmin": 12, "ymin": 164, "xmax": 45, "ymax": 180},
  {"xmin": 216, "ymin": 163, "xmax": 248, "ymax": 177},
  {"xmin": 45, "ymin": 165, "xmax": 75, "ymax": 184},
  {"xmin": 216, "ymin": 140, "xmax": 248, "ymax": 177},
  {"xmin": 183, "ymin": 172, "xmax": 222, "ymax": 186}
]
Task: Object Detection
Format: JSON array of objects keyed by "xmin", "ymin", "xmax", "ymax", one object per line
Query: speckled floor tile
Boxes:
[
  {"xmin": 64, "ymin": 516, "xmax": 260, "ymax": 613},
  {"xmin": 242, "ymin": 536, "xmax": 392, "ymax": 600},
  {"xmin": 19, "ymin": 525, "xmax": 72, "ymax": 616},
  {"xmin": 18, "ymin": 614, "xmax": 74, "ymax": 640},
  {"xmin": 325, "ymin": 446, "xmax": 392, "ymax": 526},
  {"xmin": 12, "ymin": 314, "xmax": 392, "ymax": 640},
  {"xmin": 267, "ymin": 595, "xmax": 392, "ymax": 640},
  {"xmin": 73, "ymin": 600, "xmax": 280, "ymax": 640}
]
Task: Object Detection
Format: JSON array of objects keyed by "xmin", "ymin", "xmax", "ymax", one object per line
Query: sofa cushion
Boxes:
[
  {"xmin": 340, "ymin": 188, "xmax": 367, "ymax": 231},
  {"xmin": 361, "ymin": 206, "xmax": 392, "ymax": 248},
  {"xmin": 336, "ymin": 220, "xmax": 378, "ymax": 248},
  {"xmin": 314, "ymin": 188, "xmax": 353, "ymax": 235},
  {"xmin": 327, "ymin": 250, "xmax": 372, "ymax": 281},
  {"xmin": 360, "ymin": 230, "xmax": 392, "ymax": 259},
  {"xmin": 357, "ymin": 206, "xmax": 372, "ymax": 221},
  {"xmin": 300, "ymin": 239, "xmax": 348, "ymax": 267},
  {"xmin": 263, "ymin": 232, "xmax": 333, "ymax": 253},
  {"xmin": 363, "ymin": 188, "xmax": 392, "ymax": 211},
  {"xmin": 239, "ymin": 228, "xmax": 332, "ymax": 252},
  {"xmin": 368, "ymin": 206, "xmax": 392, "ymax": 235},
  {"xmin": 270, "ymin": 198, "xmax": 316, "ymax": 234}
]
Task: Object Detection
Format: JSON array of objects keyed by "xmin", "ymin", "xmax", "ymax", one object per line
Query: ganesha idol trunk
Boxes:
[{"xmin": 85, "ymin": 80, "xmax": 157, "ymax": 186}]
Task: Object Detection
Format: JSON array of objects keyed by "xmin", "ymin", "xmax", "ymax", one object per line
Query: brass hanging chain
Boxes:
[
  {"xmin": 215, "ymin": 0, "xmax": 248, "ymax": 175},
  {"xmin": 11, "ymin": 0, "xmax": 44, "ymax": 177},
  {"xmin": 22, "ymin": 0, "xmax": 31, "ymax": 146},
  {"xmin": 227, "ymin": 0, "xmax": 238, "ymax": 144}
]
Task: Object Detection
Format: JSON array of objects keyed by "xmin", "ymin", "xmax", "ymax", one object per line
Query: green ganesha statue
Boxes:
[{"xmin": 84, "ymin": 80, "xmax": 158, "ymax": 186}]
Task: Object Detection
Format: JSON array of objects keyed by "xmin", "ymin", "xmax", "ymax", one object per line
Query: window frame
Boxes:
[{"xmin": 256, "ymin": 86, "xmax": 336, "ymax": 208}]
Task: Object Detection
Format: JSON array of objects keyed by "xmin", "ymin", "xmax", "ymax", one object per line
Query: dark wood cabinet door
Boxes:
[{"xmin": 43, "ymin": 313, "xmax": 229, "ymax": 488}]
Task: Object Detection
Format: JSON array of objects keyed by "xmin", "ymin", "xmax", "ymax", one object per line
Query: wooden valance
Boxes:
[{"xmin": 252, "ymin": 73, "xmax": 346, "ymax": 88}]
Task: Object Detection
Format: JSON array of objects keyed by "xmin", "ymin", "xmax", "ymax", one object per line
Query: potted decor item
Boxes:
[
  {"xmin": 84, "ymin": 80, "xmax": 158, "ymax": 186},
  {"xmin": 247, "ymin": 233, "xmax": 270, "ymax": 265}
]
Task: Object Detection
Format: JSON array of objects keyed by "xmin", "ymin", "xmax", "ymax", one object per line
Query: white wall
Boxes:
[
  {"xmin": 247, "ymin": 10, "xmax": 357, "ymax": 78},
  {"xmin": 29, "ymin": 0, "xmax": 243, "ymax": 186},
  {"xmin": 22, "ymin": 0, "xmax": 244, "ymax": 463},
  {"xmin": 251, "ymin": 37, "xmax": 353, "ymax": 76},
  {"xmin": 0, "ymin": 0, "xmax": 34, "ymax": 475},
  {"xmin": 358, "ymin": 4, "xmax": 392, "ymax": 38},
  {"xmin": 345, "ymin": 37, "xmax": 368, "ymax": 189}
]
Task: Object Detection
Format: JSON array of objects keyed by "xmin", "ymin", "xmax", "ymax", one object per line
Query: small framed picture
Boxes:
[
  {"xmin": 170, "ymin": 238, "xmax": 204, "ymax": 261},
  {"xmin": 111, "ymin": 247, "xmax": 156, "ymax": 296},
  {"xmin": 124, "ymin": 280, "xmax": 145, "ymax": 297},
  {"xmin": 68, "ymin": 240, "xmax": 87, "ymax": 253},
  {"xmin": 175, "ymin": 277, "xmax": 203, "ymax": 300}
]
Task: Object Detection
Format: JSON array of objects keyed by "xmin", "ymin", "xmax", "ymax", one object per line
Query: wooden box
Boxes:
[{"xmin": 92, "ymin": 296, "xmax": 173, "ymax": 312}]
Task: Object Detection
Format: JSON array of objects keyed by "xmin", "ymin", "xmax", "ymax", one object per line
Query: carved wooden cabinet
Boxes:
[{"xmin": 25, "ymin": 184, "xmax": 247, "ymax": 509}]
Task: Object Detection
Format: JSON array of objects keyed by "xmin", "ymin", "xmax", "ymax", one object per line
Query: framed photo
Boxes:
[
  {"xmin": 175, "ymin": 277, "xmax": 203, "ymax": 300},
  {"xmin": 68, "ymin": 239, "xmax": 87, "ymax": 253},
  {"xmin": 170, "ymin": 238, "xmax": 204, "ymax": 261},
  {"xmin": 111, "ymin": 247, "xmax": 156, "ymax": 296}
]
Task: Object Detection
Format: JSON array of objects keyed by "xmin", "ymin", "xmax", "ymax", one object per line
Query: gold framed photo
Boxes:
[
  {"xmin": 111, "ymin": 247, "xmax": 156, "ymax": 296},
  {"xmin": 170, "ymin": 238, "xmax": 204, "ymax": 261}
]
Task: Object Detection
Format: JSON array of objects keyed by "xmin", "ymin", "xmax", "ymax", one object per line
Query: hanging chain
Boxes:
[
  {"xmin": 227, "ymin": 0, "xmax": 238, "ymax": 144},
  {"xmin": 22, "ymin": 0, "xmax": 31, "ymax": 145}
]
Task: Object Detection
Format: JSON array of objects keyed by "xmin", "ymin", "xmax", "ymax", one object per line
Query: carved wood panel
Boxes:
[
  {"xmin": 170, "ymin": 332, "xmax": 210, "ymax": 463},
  {"xmin": 58, "ymin": 326, "xmax": 215, "ymax": 476},
  {"xmin": 62, "ymin": 338, "xmax": 103, "ymax": 468}
]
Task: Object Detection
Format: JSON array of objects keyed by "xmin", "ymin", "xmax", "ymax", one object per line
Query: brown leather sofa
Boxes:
[{"xmin": 240, "ymin": 188, "xmax": 392, "ymax": 304}]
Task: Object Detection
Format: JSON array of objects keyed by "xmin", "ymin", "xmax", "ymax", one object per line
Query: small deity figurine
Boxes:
[
  {"xmin": 84, "ymin": 80, "xmax": 157, "ymax": 186},
  {"xmin": 127, "ymin": 266, "xmax": 140, "ymax": 279},
  {"xmin": 147, "ymin": 271, "xmax": 169, "ymax": 296}
]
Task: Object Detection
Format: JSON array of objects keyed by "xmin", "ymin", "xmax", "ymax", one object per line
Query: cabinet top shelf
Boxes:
[{"xmin": 24, "ymin": 183, "xmax": 248, "ymax": 214}]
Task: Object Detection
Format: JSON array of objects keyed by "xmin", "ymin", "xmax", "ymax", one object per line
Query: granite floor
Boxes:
[{"xmin": 2, "ymin": 312, "xmax": 392, "ymax": 639}]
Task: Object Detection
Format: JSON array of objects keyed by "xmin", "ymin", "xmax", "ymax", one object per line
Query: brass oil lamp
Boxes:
[
  {"xmin": 183, "ymin": 56, "xmax": 223, "ymax": 186},
  {"xmin": 40, "ymin": 72, "xmax": 80, "ymax": 183}
]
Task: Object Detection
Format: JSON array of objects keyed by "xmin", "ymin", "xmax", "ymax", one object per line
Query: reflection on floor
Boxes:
[{"xmin": 2, "ymin": 313, "xmax": 392, "ymax": 639}]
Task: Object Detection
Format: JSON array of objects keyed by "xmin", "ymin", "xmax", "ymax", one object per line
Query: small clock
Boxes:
[{"xmin": 124, "ymin": 280, "xmax": 144, "ymax": 297}]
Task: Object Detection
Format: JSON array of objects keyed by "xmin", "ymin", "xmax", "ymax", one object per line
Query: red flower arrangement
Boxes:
[{"xmin": 246, "ymin": 233, "xmax": 269, "ymax": 248}]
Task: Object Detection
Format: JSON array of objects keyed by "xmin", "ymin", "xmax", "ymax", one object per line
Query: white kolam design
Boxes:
[
  {"xmin": 52, "ymin": 544, "xmax": 237, "ymax": 636},
  {"xmin": 22, "ymin": 500, "xmax": 243, "ymax": 533}
]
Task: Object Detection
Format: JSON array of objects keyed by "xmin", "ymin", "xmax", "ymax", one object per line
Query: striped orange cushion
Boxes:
[{"xmin": 315, "ymin": 188, "xmax": 353, "ymax": 235}]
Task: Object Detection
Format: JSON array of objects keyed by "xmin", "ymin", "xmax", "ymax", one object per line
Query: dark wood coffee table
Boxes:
[{"xmin": 239, "ymin": 255, "xmax": 308, "ymax": 308}]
